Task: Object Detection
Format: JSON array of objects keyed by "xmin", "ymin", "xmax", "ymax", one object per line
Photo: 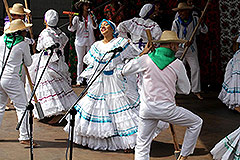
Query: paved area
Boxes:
[{"xmin": 0, "ymin": 88, "xmax": 239, "ymax": 160}]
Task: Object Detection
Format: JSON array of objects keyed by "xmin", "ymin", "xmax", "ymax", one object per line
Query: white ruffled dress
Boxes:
[
  {"xmin": 219, "ymin": 50, "xmax": 240, "ymax": 110},
  {"xmin": 26, "ymin": 27, "xmax": 78, "ymax": 119},
  {"xmin": 211, "ymin": 126, "xmax": 240, "ymax": 160},
  {"xmin": 64, "ymin": 37, "xmax": 142, "ymax": 150}
]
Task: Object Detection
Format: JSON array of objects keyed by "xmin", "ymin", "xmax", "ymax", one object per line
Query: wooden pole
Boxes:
[
  {"xmin": 3, "ymin": 0, "xmax": 12, "ymax": 21},
  {"xmin": 180, "ymin": 0, "xmax": 211, "ymax": 60},
  {"xmin": 24, "ymin": 0, "xmax": 37, "ymax": 54}
]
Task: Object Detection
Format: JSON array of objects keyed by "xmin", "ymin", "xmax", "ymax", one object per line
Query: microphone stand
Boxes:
[
  {"xmin": 16, "ymin": 48, "xmax": 55, "ymax": 160},
  {"xmin": 0, "ymin": 35, "xmax": 16, "ymax": 80},
  {"xmin": 59, "ymin": 50, "xmax": 118, "ymax": 160}
]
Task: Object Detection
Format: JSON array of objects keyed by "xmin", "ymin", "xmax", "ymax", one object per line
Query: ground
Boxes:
[{"xmin": 0, "ymin": 88, "xmax": 239, "ymax": 160}]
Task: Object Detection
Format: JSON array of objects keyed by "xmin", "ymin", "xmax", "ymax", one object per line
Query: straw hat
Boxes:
[
  {"xmin": 4, "ymin": 19, "xmax": 32, "ymax": 34},
  {"xmin": 153, "ymin": 31, "xmax": 187, "ymax": 43},
  {"xmin": 172, "ymin": 2, "xmax": 193, "ymax": 11},
  {"xmin": 75, "ymin": 0, "xmax": 91, "ymax": 10},
  {"xmin": 9, "ymin": 3, "xmax": 31, "ymax": 15}
]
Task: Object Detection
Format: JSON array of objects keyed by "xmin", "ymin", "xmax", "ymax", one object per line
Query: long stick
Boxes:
[
  {"xmin": 24, "ymin": 0, "xmax": 36, "ymax": 54},
  {"xmin": 3, "ymin": 0, "xmax": 12, "ymax": 21},
  {"xmin": 180, "ymin": 0, "xmax": 211, "ymax": 60}
]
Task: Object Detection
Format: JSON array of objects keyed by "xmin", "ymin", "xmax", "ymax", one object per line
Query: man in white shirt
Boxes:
[
  {"xmin": 172, "ymin": 2, "xmax": 208, "ymax": 100},
  {"xmin": 0, "ymin": 19, "xmax": 36, "ymax": 146},
  {"xmin": 121, "ymin": 31, "xmax": 203, "ymax": 160}
]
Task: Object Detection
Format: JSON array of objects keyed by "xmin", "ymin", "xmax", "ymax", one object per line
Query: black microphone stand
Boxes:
[
  {"xmin": 59, "ymin": 50, "xmax": 118, "ymax": 160},
  {"xmin": 16, "ymin": 47, "xmax": 55, "ymax": 160},
  {"xmin": 0, "ymin": 35, "xmax": 16, "ymax": 80}
]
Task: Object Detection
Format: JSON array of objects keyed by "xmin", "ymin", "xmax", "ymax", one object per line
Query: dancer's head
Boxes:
[
  {"xmin": 44, "ymin": 9, "xmax": 59, "ymax": 27},
  {"xmin": 99, "ymin": 19, "xmax": 117, "ymax": 38},
  {"xmin": 139, "ymin": 4, "xmax": 155, "ymax": 20}
]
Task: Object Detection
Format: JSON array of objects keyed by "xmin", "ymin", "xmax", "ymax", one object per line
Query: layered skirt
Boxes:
[
  {"xmin": 211, "ymin": 126, "xmax": 240, "ymax": 160},
  {"xmin": 219, "ymin": 50, "xmax": 240, "ymax": 110},
  {"xmin": 26, "ymin": 52, "xmax": 78, "ymax": 119}
]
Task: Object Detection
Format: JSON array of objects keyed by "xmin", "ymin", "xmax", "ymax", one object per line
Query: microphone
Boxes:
[
  {"xmin": 106, "ymin": 47, "xmax": 123, "ymax": 53},
  {"xmin": 46, "ymin": 43, "xmax": 60, "ymax": 50}
]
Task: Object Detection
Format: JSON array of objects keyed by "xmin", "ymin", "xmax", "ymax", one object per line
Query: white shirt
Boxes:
[
  {"xmin": 122, "ymin": 54, "xmax": 190, "ymax": 118},
  {"xmin": 0, "ymin": 35, "xmax": 32, "ymax": 79},
  {"xmin": 171, "ymin": 16, "xmax": 208, "ymax": 55},
  {"xmin": 68, "ymin": 15, "xmax": 97, "ymax": 46}
]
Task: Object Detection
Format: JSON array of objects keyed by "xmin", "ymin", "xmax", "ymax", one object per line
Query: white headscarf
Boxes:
[
  {"xmin": 44, "ymin": 9, "xmax": 59, "ymax": 27},
  {"xmin": 139, "ymin": 4, "xmax": 155, "ymax": 20}
]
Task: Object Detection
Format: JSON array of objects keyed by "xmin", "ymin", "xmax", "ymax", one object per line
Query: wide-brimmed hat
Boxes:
[
  {"xmin": 75, "ymin": 0, "xmax": 91, "ymax": 10},
  {"xmin": 153, "ymin": 30, "xmax": 187, "ymax": 43},
  {"xmin": 4, "ymin": 19, "xmax": 32, "ymax": 34},
  {"xmin": 9, "ymin": 3, "xmax": 31, "ymax": 15},
  {"xmin": 172, "ymin": 2, "xmax": 193, "ymax": 12}
]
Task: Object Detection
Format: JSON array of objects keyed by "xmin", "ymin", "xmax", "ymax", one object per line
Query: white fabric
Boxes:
[
  {"xmin": 172, "ymin": 15, "xmax": 208, "ymax": 93},
  {"xmin": 117, "ymin": 17, "xmax": 162, "ymax": 51},
  {"xmin": 218, "ymin": 50, "xmax": 240, "ymax": 110},
  {"xmin": 139, "ymin": 4, "xmax": 154, "ymax": 18},
  {"xmin": 237, "ymin": 35, "xmax": 240, "ymax": 43},
  {"xmin": 27, "ymin": 27, "xmax": 77, "ymax": 119},
  {"xmin": 64, "ymin": 37, "xmax": 163, "ymax": 151},
  {"xmin": 0, "ymin": 35, "xmax": 32, "ymax": 140},
  {"xmin": 44, "ymin": 9, "xmax": 59, "ymax": 27},
  {"xmin": 211, "ymin": 126, "xmax": 240, "ymax": 160},
  {"xmin": 75, "ymin": 45, "xmax": 90, "ymax": 84},
  {"xmin": 68, "ymin": 15, "xmax": 97, "ymax": 46},
  {"xmin": 122, "ymin": 54, "xmax": 202, "ymax": 159}
]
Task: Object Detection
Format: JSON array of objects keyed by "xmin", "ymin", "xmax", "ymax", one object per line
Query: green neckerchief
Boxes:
[
  {"xmin": 4, "ymin": 34, "xmax": 24, "ymax": 49},
  {"xmin": 148, "ymin": 47, "xmax": 176, "ymax": 70}
]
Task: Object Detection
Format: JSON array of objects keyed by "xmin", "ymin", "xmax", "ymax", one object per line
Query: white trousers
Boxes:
[
  {"xmin": 0, "ymin": 78, "xmax": 29, "ymax": 141},
  {"xmin": 75, "ymin": 44, "xmax": 90, "ymax": 84},
  {"xmin": 135, "ymin": 106, "xmax": 203, "ymax": 160},
  {"xmin": 176, "ymin": 51, "xmax": 201, "ymax": 93}
]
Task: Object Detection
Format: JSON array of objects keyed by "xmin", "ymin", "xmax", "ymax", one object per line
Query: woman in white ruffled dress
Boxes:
[
  {"xmin": 218, "ymin": 37, "xmax": 240, "ymax": 113},
  {"xmin": 211, "ymin": 126, "xmax": 240, "ymax": 160},
  {"xmin": 27, "ymin": 9, "xmax": 77, "ymax": 123},
  {"xmin": 64, "ymin": 19, "xmax": 168, "ymax": 151}
]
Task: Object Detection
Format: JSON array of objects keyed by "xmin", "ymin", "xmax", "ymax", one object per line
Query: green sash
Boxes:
[
  {"xmin": 148, "ymin": 47, "xmax": 176, "ymax": 70},
  {"xmin": 4, "ymin": 34, "xmax": 24, "ymax": 49}
]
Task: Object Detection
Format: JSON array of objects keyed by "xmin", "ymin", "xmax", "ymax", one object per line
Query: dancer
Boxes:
[
  {"xmin": 211, "ymin": 126, "xmax": 240, "ymax": 160},
  {"xmin": 172, "ymin": 2, "xmax": 208, "ymax": 100},
  {"xmin": 68, "ymin": 0, "xmax": 97, "ymax": 86},
  {"xmin": 121, "ymin": 31, "xmax": 203, "ymax": 160},
  {"xmin": 27, "ymin": 9, "xmax": 77, "ymax": 124},
  {"xmin": 218, "ymin": 37, "xmax": 240, "ymax": 113},
  {"xmin": 0, "ymin": 19, "xmax": 36, "ymax": 146},
  {"xmin": 64, "ymin": 19, "xmax": 167, "ymax": 151},
  {"xmin": 117, "ymin": 3, "xmax": 162, "ymax": 51}
]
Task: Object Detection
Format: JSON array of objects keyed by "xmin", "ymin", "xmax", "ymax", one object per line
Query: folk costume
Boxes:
[
  {"xmin": 68, "ymin": 0, "xmax": 97, "ymax": 85},
  {"xmin": 64, "ymin": 19, "xmax": 166, "ymax": 151},
  {"xmin": 211, "ymin": 126, "xmax": 240, "ymax": 160},
  {"xmin": 117, "ymin": 4, "xmax": 162, "ymax": 51},
  {"xmin": 27, "ymin": 10, "xmax": 77, "ymax": 119},
  {"xmin": 0, "ymin": 19, "xmax": 32, "ymax": 142},
  {"xmin": 171, "ymin": 2, "xmax": 208, "ymax": 94},
  {"xmin": 122, "ymin": 31, "xmax": 203, "ymax": 160},
  {"xmin": 218, "ymin": 49, "xmax": 240, "ymax": 111}
]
